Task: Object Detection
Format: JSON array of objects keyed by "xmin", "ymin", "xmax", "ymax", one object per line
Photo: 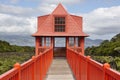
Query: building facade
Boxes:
[{"xmin": 32, "ymin": 3, "xmax": 88, "ymax": 57}]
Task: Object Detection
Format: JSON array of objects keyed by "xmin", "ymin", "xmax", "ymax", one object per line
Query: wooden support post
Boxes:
[
  {"xmin": 44, "ymin": 37, "xmax": 46, "ymax": 48},
  {"xmin": 79, "ymin": 37, "xmax": 85, "ymax": 55},
  {"xmin": 35, "ymin": 37, "xmax": 40, "ymax": 56},
  {"xmin": 66, "ymin": 37, "xmax": 69, "ymax": 48},
  {"xmin": 66, "ymin": 37, "xmax": 69, "ymax": 58},
  {"xmin": 39, "ymin": 37, "xmax": 42, "ymax": 47},
  {"xmin": 74, "ymin": 37, "xmax": 76, "ymax": 48},
  {"xmin": 51, "ymin": 37, "xmax": 53, "ymax": 48}
]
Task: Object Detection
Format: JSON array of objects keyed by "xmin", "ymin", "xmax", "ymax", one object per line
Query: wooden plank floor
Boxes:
[{"xmin": 46, "ymin": 58, "xmax": 75, "ymax": 80}]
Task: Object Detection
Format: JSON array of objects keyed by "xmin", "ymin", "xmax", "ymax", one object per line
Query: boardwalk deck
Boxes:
[{"xmin": 46, "ymin": 58, "xmax": 75, "ymax": 80}]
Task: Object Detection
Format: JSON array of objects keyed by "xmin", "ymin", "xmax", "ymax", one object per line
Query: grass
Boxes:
[{"xmin": 0, "ymin": 52, "xmax": 34, "ymax": 74}]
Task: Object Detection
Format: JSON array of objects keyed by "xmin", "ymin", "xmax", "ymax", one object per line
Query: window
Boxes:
[
  {"xmin": 69, "ymin": 37, "xmax": 74, "ymax": 47},
  {"xmin": 46, "ymin": 37, "xmax": 51, "ymax": 47},
  {"xmin": 54, "ymin": 17, "xmax": 65, "ymax": 32},
  {"xmin": 40, "ymin": 37, "xmax": 51, "ymax": 47},
  {"xmin": 54, "ymin": 37, "xmax": 66, "ymax": 47},
  {"xmin": 69, "ymin": 37, "xmax": 79, "ymax": 47},
  {"xmin": 55, "ymin": 25, "xmax": 65, "ymax": 32},
  {"xmin": 75, "ymin": 37, "xmax": 78, "ymax": 47}
]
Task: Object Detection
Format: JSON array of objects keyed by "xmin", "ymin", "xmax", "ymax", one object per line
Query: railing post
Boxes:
[
  {"xmin": 103, "ymin": 63, "xmax": 110, "ymax": 80},
  {"xmin": 76, "ymin": 53, "xmax": 79, "ymax": 80},
  {"xmin": 32, "ymin": 56, "xmax": 36, "ymax": 80},
  {"xmin": 14, "ymin": 63, "xmax": 21, "ymax": 80},
  {"xmin": 78, "ymin": 54, "xmax": 81, "ymax": 80},
  {"xmin": 86, "ymin": 56, "xmax": 91, "ymax": 80},
  {"xmin": 40, "ymin": 53, "xmax": 43, "ymax": 80}
]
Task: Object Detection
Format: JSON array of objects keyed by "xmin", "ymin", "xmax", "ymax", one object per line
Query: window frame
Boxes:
[{"xmin": 54, "ymin": 17, "xmax": 66, "ymax": 32}]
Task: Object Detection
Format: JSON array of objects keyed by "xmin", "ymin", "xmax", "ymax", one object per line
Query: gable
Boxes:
[{"xmin": 52, "ymin": 3, "xmax": 68, "ymax": 15}]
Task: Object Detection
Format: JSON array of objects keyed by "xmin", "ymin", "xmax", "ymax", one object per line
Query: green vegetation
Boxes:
[
  {"xmin": 91, "ymin": 56, "xmax": 120, "ymax": 71},
  {"xmin": 0, "ymin": 40, "xmax": 34, "ymax": 74},
  {"xmin": 85, "ymin": 33, "xmax": 120, "ymax": 71},
  {"xmin": 0, "ymin": 40, "xmax": 34, "ymax": 52}
]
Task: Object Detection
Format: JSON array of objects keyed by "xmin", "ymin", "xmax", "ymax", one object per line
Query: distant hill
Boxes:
[
  {"xmin": 0, "ymin": 40, "xmax": 34, "ymax": 52},
  {"xmin": 0, "ymin": 34, "xmax": 103, "ymax": 48},
  {"xmin": 85, "ymin": 38, "xmax": 103, "ymax": 48},
  {"xmin": 85, "ymin": 33, "xmax": 120, "ymax": 56},
  {"xmin": 0, "ymin": 34, "xmax": 35, "ymax": 46}
]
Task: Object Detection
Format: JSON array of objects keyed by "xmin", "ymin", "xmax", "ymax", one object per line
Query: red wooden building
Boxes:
[
  {"xmin": 1, "ymin": 3, "xmax": 120, "ymax": 80},
  {"xmin": 32, "ymin": 3, "xmax": 88, "ymax": 57}
]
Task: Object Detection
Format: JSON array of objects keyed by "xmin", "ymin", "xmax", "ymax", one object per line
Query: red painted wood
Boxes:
[
  {"xmin": 79, "ymin": 37, "xmax": 85, "ymax": 55},
  {"xmin": 66, "ymin": 48, "xmax": 120, "ymax": 80},
  {"xmin": 0, "ymin": 48, "xmax": 53, "ymax": 80},
  {"xmin": 35, "ymin": 37, "xmax": 40, "ymax": 56},
  {"xmin": 0, "ymin": 4, "xmax": 120, "ymax": 80},
  {"xmin": 32, "ymin": 4, "xmax": 88, "ymax": 37}
]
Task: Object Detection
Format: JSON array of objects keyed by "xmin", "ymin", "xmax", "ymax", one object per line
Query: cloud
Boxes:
[
  {"xmin": 0, "ymin": 13, "xmax": 37, "ymax": 34},
  {"xmin": 37, "ymin": 3, "xmax": 56, "ymax": 15},
  {"xmin": 10, "ymin": 0, "xmax": 19, "ymax": 4},
  {"xmin": 0, "ymin": 3, "xmax": 56, "ymax": 35},
  {"xmin": 0, "ymin": 4, "xmax": 33, "ymax": 17},
  {"xmin": 0, "ymin": 4, "xmax": 56, "ymax": 17},
  {"xmin": 82, "ymin": 6, "xmax": 120, "ymax": 39},
  {"xmin": 0, "ymin": 0, "xmax": 81, "ymax": 17},
  {"xmin": 41, "ymin": 0, "xmax": 83, "ymax": 5},
  {"xmin": 0, "ymin": 2, "xmax": 120, "ymax": 40}
]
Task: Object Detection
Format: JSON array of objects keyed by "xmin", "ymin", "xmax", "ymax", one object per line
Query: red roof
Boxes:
[
  {"xmin": 52, "ymin": 3, "xmax": 68, "ymax": 15},
  {"xmin": 32, "ymin": 3, "xmax": 88, "ymax": 37}
]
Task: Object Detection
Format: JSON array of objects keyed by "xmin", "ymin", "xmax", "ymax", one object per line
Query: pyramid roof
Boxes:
[
  {"xmin": 52, "ymin": 3, "xmax": 68, "ymax": 15},
  {"xmin": 32, "ymin": 4, "xmax": 88, "ymax": 37}
]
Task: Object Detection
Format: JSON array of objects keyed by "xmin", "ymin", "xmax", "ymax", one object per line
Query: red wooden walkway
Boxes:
[{"xmin": 0, "ymin": 48, "xmax": 120, "ymax": 80}]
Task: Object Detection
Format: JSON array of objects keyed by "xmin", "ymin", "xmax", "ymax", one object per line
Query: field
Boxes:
[{"xmin": 0, "ymin": 52, "xmax": 34, "ymax": 74}]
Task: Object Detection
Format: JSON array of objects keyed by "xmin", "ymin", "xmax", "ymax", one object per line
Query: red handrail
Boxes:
[
  {"xmin": 0, "ymin": 48, "xmax": 53, "ymax": 80},
  {"xmin": 67, "ymin": 48, "xmax": 120, "ymax": 80}
]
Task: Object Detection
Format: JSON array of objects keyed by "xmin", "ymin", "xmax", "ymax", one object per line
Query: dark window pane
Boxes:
[
  {"xmin": 54, "ymin": 17, "xmax": 65, "ymax": 32},
  {"xmin": 55, "ymin": 25, "xmax": 65, "ymax": 32}
]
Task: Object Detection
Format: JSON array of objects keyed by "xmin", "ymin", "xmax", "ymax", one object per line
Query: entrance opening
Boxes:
[{"xmin": 54, "ymin": 37, "xmax": 66, "ymax": 57}]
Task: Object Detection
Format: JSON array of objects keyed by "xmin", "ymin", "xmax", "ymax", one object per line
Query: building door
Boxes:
[{"xmin": 54, "ymin": 37, "xmax": 66, "ymax": 57}]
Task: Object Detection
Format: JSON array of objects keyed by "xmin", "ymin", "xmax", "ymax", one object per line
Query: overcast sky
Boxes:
[{"xmin": 0, "ymin": 0, "xmax": 120, "ymax": 40}]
